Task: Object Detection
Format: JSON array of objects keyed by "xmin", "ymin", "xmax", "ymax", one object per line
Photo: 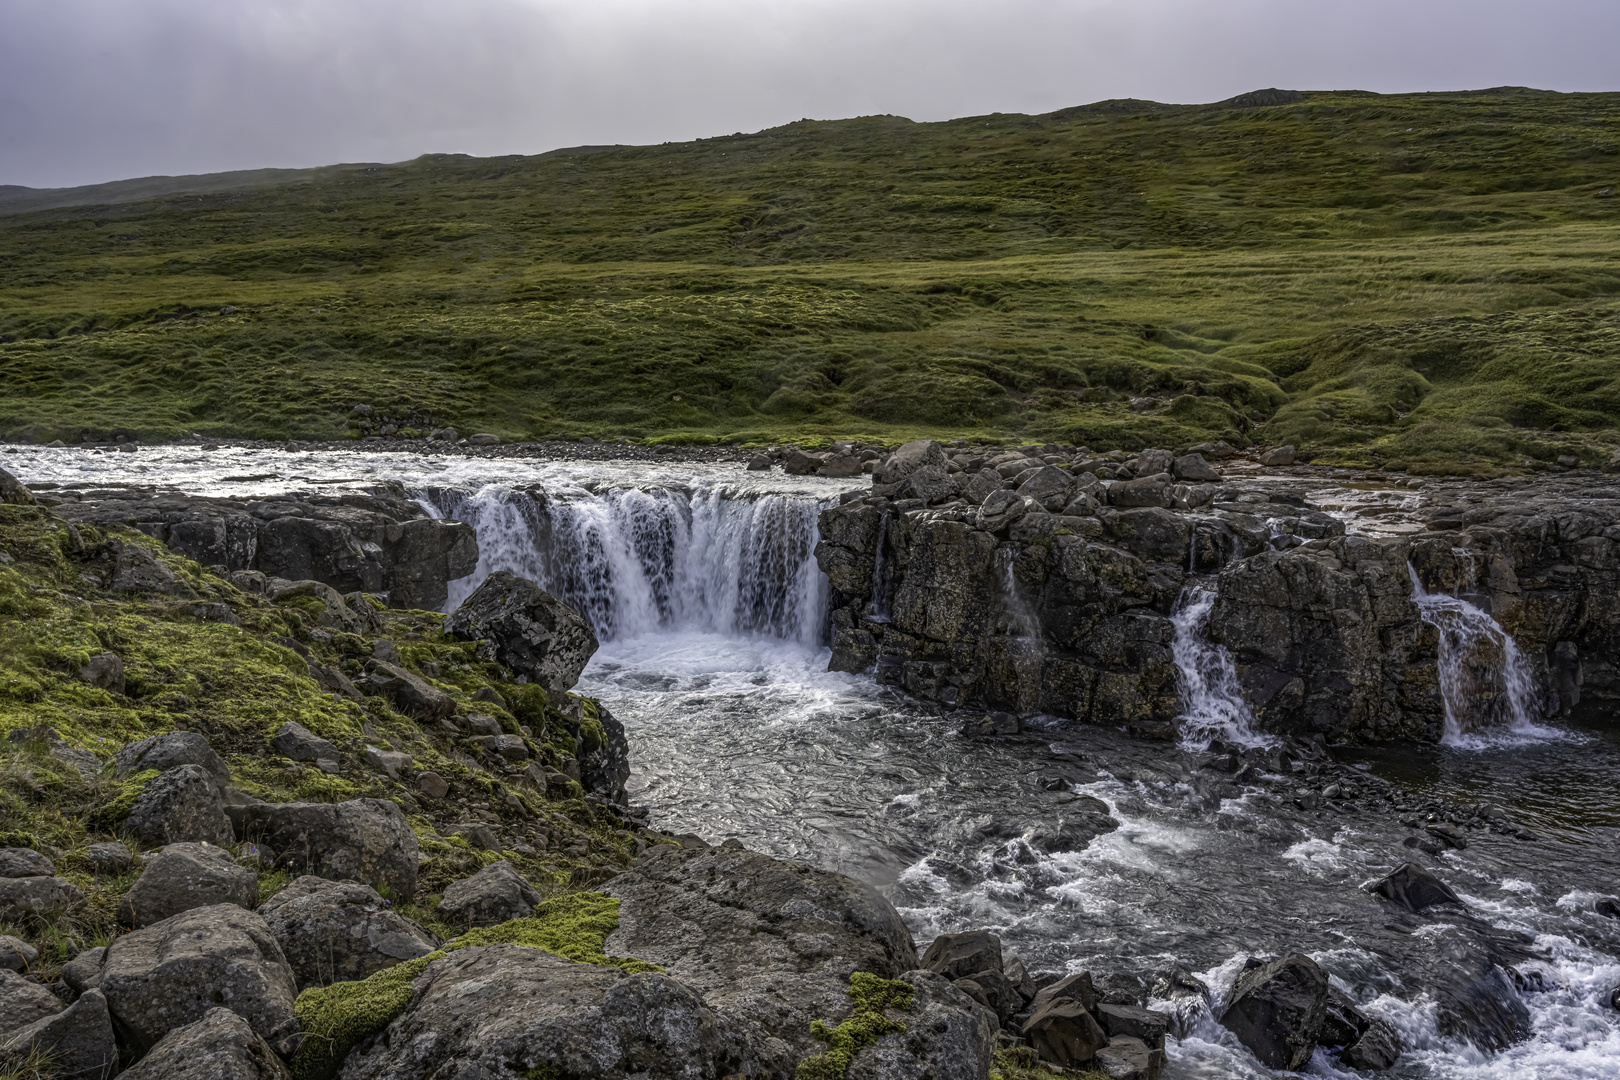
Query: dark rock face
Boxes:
[
  {"xmin": 0, "ymin": 847, "xmax": 54, "ymax": 878},
  {"xmin": 0, "ymin": 874, "xmax": 84, "ymax": 923},
  {"xmin": 601, "ymin": 841, "xmax": 920, "ymax": 1077},
  {"xmin": 54, "ymin": 489, "xmax": 477, "ymax": 610},
  {"xmin": 579, "ymin": 703, "xmax": 631, "ymax": 805},
  {"xmin": 0, "ymin": 466, "xmax": 37, "ymax": 505},
  {"xmin": 1368, "ymin": 862, "xmax": 1462, "ymax": 912},
  {"xmin": 920, "ymin": 931, "xmax": 1003, "ymax": 981},
  {"xmin": 124, "ymin": 765, "xmax": 233, "ymax": 849},
  {"xmin": 445, "ymin": 570, "xmax": 599, "ymax": 696},
  {"xmin": 437, "ymin": 861, "xmax": 541, "ymax": 928},
  {"xmin": 98, "ymin": 903, "xmax": 299, "ymax": 1056},
  {"xmin": 118, "ymin": 1007, "xmax": 293, "ymax": 1080},
  {"xmin": 1340, "ymin": 1019, "xmax": 1402, "ymax": 1070},
  {"xmin": 119, "ymin": 841, "xmax": 258, "ymax": 928},
  {"xmin": 340, "ymin": 945, "xmax": 740, "ymax": 1080},
  {"xmin": 0, "ymin": 988, "xmax": 119, "ymax": 1079},
  {"xmin": 230, "ymin": 798, "xmax": 418, "ymax": 899},
  {"xmin": 1023, "ymin": 998, "xmax": 1108, "ymax": 1066},
  {"xmin": 1218, "ymin": 952, "xmax": 1329, "ymax": 1071},
  {"xmin": 0, "ymin": 968, "xmax": 65, "ymax": 1034},
  {"xmin": 257, "ymin": 876, "xmax": 437, "ymax": 990}
]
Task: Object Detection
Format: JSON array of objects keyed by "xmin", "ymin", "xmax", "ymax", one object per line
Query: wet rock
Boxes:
[
  {"xmin": 1367, "ymin": 862, "xmax": 1462, "ymax": 912},
  {"xmin": 1172, "ymin": 454, "xmax": 1222, "ymax": 482},
  {"xmin": 339, "ymin": 945, "xmax": 738, "ymax": 1080},
  {"xmin": 957, "ymin": 967, "xmax": 1019, "ymax": 1025},
  {"xmin": 78, "ymin": 651, "xmax": 125, "ymax": 694},
  {"xmin": 1339, "ymin": 1018, "xmax": 1402, "ymax": 1070},
  {"xmin": 783, "ymin": 449, "xmax": 828, "ymax": 476},
  {"xmin": 1003, "ymin": 957, "xmax": 1038, "ymax": 1003},
  {"xmin": 0, "ymin": 874, "xmax": 83, "ymax": 923},
  {"xmin": 747, "ymin": 454, "xmax": 772, "ymax": 471},
  {"xmin": 0, "ymin": 969, "xmax": 64, "ymax": 1034},
  {"xmin": 437, "ymin": 861, "xmax": 541, "ymax": 928},
  {"xmin": 958, "ymin": 711, "xmax": 1022, "ymax": 737},
  {"xmin": 1031, "ymin": 971, "xmax": 1098, "ymax": 1015},
  {"xmin": 846, "ymin": 969, "xmax": 997, "ymax": 1080},
  {"xmin": 1024, "ymin": 998, "xmax": 1108, "ymax": 1066},
  {"xmin": 119, "ymin": 841, "xmax": 257, "ymax": 928},
  {"xmin": 921, "ymin": 931, "xmax": 1003, "ymax": 981},
  {"xmin": 0, "ymin": 847, "xmax": 54, "ymax": 878},
  {"xmin": 258, "ymin": 876, "xmax": 437, "ymax": 990},
  {"xmin": 600, "ymin": 841, "xmax": 918, "ymax": 1075},
  {"xmin": 118, "ymin": 1006, "xmax": 293, "ymax": 1080},
  {"xmin": 1095, "ymin": 1002, "xmax": 1169, "ymax": 1049},
  {"xmin": 0, "ymin": 934, "xmax": 38, "ymax": 973},
  {"xmin": 1094, "ymin": 1034, "xmax": 1165, "ymax": 1080},
  {"xmin": 1218, "ymin": 952, "xmax": 1328, "ymax": 1071},
  {"xmin": 358, "ymin": 659, "xmax": 454, "ymax": 720},
  {"xmin": 819, "ymin": 452, "xmax": 866, "ymax": 479},
  {"xmin": 125, "ymin": 764, "xmax": 234, "ymax": 849},
  {"xmin": 1320, "ymin": 985, "xmax": 1372, "ymax": 1046},
  {"xmin": 99, "ymin": 903, "xmax": 299, "ymax": 1056},
  {"xmin": 1028, "ymin": 813, "xmax": 1115, "ymax": 854},
  {"xmin": 0, "ymin": 466, "xmax": 37, "ymax": 505},
  {"xmin": 230, "ymin": 798, "xmax": 418, "ymax": 899},
  {"xmin": 1258, "ymin": 445, "xmax": 1297, "ymax": 467},
  {"xmin": 445, "ymin": 570, "xmax": 599, "ymax": 696},
  {"xmin": 85, "ymin": 842, "xmax": 133, "ymax": 876},
  {"xmin": 268, "ymin": 721, "xmax": 339, "ymax": 767},
  {"xmin": 114, "ymin": 731, "xmax": 230, "ymax": 789},
  {"xmin": 1597, "ymin": 898, "xmax": 1620, "ymax": 919},
  {"xmin": 0, "ymin": 987, "xmax": 119, "ymax": 1079}
]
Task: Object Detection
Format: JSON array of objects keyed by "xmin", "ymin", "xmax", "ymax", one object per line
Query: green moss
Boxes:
[
  {"xmin": 85, "ymin": 769, "xmax": 157, "ymax": 833},
  {"xmin": 794, "ymin": 972, "xmax": 915, "ymax": 1080},
  {"xmin": 991, "ymin": 1046, "xmax": 1110, "ymax": 1080},
  {"xmin": 290, "ymin": 893, "xmax": 652, "ymax": 1080}
]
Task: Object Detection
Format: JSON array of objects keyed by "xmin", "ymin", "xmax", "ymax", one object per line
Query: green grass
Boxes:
[{"xmin": 3, "ymin": 87, "xmax": 1620, "ymax": 467}]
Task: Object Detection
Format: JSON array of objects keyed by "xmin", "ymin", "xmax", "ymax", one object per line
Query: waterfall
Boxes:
[
  {"xmin": 417, "ymin": 483, "xmax": 829, "ymax": 646},
  {"xmin": 1406, "ymin": 565, "xmax": 1551, "ymax": 745},
  {"xmin": 1170, "ymin": 587, "xmax": 1273, "ymax": 750},
  {"xmin": 994, "ymin": 545, "xmax": 1042, "ymax": 640},
  {"xmin": 869, "ymin": 510, "xmax": 892, "ymax": 624}
]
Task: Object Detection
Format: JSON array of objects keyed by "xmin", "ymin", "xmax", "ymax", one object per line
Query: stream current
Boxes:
[{"xmin": 9, "ymin": 444, "xmax": 1620, "ymax": 1080}]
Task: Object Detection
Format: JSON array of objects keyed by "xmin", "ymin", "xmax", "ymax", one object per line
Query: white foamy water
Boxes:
[
  {"xmin": 1406, "ymin": 565, "xmax": 1569, "ymax": 748},
  {"xmin": 1169, "ymin": 587, "xmax": 1275, "ymax": 750}
]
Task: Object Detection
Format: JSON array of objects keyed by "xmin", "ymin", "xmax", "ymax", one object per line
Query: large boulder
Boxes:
[
  {"xmin": 0, "ymin": 466, "xmax": 36, "ymax": 506},
  {"xmin": 118, "ymin": 1006, "xmax": 293, "ymax": 1080},
  {"xmin": 0, "ymin": 988, "xmax": 119, "ymax": 1079},
  {"xmin": 1218, "ymin": 953, "xmax": 1329, "ymax": 1071},
  {"xmin": 257, "ymin": 876, "xmax": 437, "ymax": 990},
  {"xmin": 1024, "ymin": 998, "xmax": 1108, "ymax": 1066},
  {"xmin": 338, "ymin": 945, "xmax": 741, "ymax": 1080},
  {"xmin": 601, "ymin": 841, "xmax": 919, "ymax": 1077},
  {"xmin": 124, "ymin": 765, "xmax": 233, "ymax": 849},
  {"xmin": 445, "ymin": 571, "xmax": 599, "ymax": 696},
  {"xmin": 119, "ymin": 841, "xmax": 257, "ymax": 928},
  {"xmin": 230, "ymin": 798, "xmax": 418, "ymax": 899},
  {"xmin": 0, "ymin": 969, "xmax": 64, "ymax": 1035},
  {"xmin": 436, "ymin": 861, "xmax": 541, "ymax": 929},
  {"xmin": 1172, "ymin": 453, "xmax": 1222, "ymax": 482},
  {"xmin": 920, "ymin": 931, "xmax": 1003, "ymax": 981},
  {"xmin": 845, "ymin": 970, "xmax": 997, "ymax": 1080},
  {"xmin": 1367, "ymin": 863, "xmax": 1462, "ymax": 912},
  {"xmin": 98, "ymin": 903, "xmax": 299, "ymax": 1056},
  {"xmin": 874, "ymin": 441, "xmax": 948, "ymax": 486},
  {"xmin": 0, "ymin": 874, "xmax": 83, "ymax": 923},
  {"xmin": 114, "ymin": 731, "xmax": 231, "ymax": 789}
]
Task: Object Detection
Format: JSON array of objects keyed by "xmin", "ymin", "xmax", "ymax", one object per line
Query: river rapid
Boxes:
[{"xmin": 8, "ymin": 443, "xmax": 1619, "ymax": 1080}]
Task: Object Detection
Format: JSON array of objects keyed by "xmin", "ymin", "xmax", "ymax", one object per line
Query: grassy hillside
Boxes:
[{"xmin": 2, "ymin": 86, "xmax": 1619, "ymax": 471}]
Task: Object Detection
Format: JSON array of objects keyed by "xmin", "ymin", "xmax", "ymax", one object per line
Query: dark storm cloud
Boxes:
[{"xmin": 2, "ymin": 0, "xmax": 1617, "ymax": 188}]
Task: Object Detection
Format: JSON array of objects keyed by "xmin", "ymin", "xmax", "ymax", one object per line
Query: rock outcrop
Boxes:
[
  {"xmin": 53, "ymin": 489, "xmax": 477, "ymax": 610},
  {"xmin": 444, "ymin": 570, "xmax": 599, "ymax": 696}
]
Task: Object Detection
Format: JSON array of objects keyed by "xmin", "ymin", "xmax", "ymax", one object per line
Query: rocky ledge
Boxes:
[{"xmin": 816, "ymin": 440, "xmax": 1620, "ymax": 741}]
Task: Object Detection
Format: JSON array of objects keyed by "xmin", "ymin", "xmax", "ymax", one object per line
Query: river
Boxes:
[{"xmin": 7, "ymin": 443, "xmax": 1618, "ymax": 1079}]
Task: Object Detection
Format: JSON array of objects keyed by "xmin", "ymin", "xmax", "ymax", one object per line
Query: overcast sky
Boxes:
[{"xmin": 2, "ymin": 0, "xmax": 1617, "ymax": 189}]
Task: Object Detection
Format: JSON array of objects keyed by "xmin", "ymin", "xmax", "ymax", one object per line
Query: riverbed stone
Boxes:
[
  {"xmin": 1367, "ymin": 862, "xmax": 1462, "ymax": 912},
  {"xmin": 445, "ymin": 570, "xmax": 599, "ymax": 696}
]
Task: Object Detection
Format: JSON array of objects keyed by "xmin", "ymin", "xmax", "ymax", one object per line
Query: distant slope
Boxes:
[{"xmin": 1, "ymin": 87, "xmax": 1617, "ymax": 471}]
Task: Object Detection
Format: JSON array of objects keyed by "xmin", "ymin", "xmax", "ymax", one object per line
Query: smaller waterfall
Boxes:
[
  {"xmin": 995, "ymin": 546, "xmax": 1042, "ymax": 640},
  {"xmin": 869, "ymin": 510, "xmax": 892, "ymax": 624},
  {"xmin": 1170, "ymin": 587, "xmax": 1273, "ymax": 750},
  {"xmin": 1407, "ymin": 565, "xmax": 1553, "ymax": 745}
]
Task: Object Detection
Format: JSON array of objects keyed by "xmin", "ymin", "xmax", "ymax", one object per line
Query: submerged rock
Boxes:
[
  {"xmin": 1367, "ymin": 862, "xmax": 1462, "ymax": 912},
  {"xmin": 1218, "ymin": 952, "xmax": 1328, "ymax": 1071}
]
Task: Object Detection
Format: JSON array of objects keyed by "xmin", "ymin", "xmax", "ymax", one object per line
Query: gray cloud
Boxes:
[{"xmin": 2, "ymin": 0, "xmax": 1616, "ymax": 188}]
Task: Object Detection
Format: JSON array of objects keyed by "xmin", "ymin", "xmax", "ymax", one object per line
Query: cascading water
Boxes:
[
  {"xmin": 1169, "ymin": 587, "xmax": 1273, "ymax": 750},
  {"xmin": 418, "ymin": 482, "xmax": 828, "ymax": 645},
  {"xmin": 1406, "ymin": 565, "xmax": 1557, "ymax": 746},
  {"xmin": 995, "ymin": 545, "xmax": 1042, "ymax": 640}
]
